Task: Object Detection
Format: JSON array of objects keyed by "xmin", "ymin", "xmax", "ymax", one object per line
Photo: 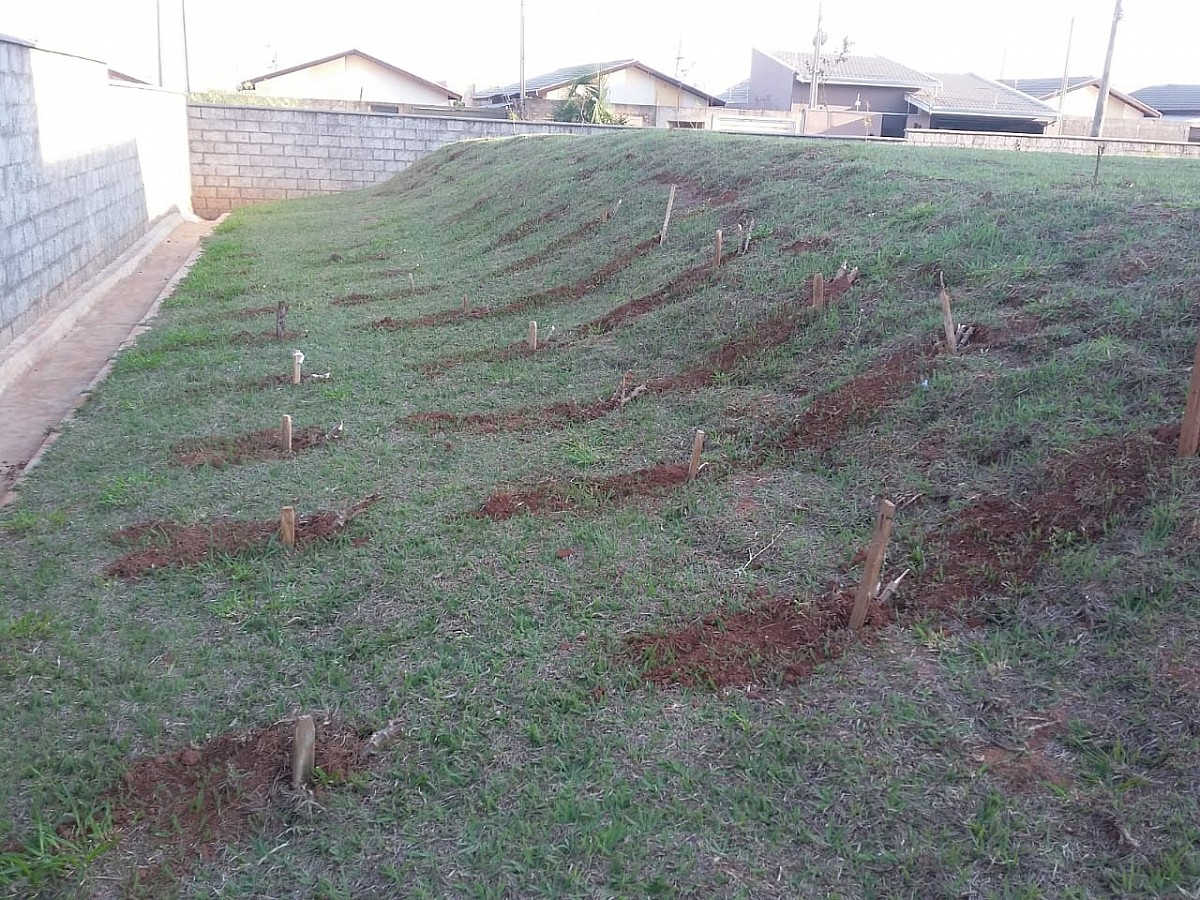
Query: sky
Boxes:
[{"xmin": 2, "ymin": 0, "xmax": 1196, "ymax": 99}]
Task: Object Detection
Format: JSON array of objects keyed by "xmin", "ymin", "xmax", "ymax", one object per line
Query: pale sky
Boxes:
[{"xmin": 2, "ymin": 1, "xmax": 1196, "ymax": 98}]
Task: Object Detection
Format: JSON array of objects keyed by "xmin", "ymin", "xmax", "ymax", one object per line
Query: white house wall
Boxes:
[
  {"xmin": 544, "ymin": 67, "xmax": 706, "ymax": 109},
  {"xmin": 254, "ymin": 55, "xmax": 452, "ymax": 105},
  {"xmin": 1053, "ymin": 85, "xmax": 1150, "ymax": 120}
]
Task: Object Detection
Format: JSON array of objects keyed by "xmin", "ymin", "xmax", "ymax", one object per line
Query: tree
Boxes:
[
  {"xmin": 804, "ymin": 37, "xmax": 853, "ymax": 108},
  {"xmin": 551, "ymin": 75, "xmax": 627, "ymax": 125}
]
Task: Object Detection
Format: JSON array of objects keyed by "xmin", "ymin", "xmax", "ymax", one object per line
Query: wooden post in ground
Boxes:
[
  {"xmin": 292, "ymin": 715, "xmax": 316, "ymax": 791},
  {"xmin": 939, "ymin": 275, "xmax": 958, "ymax": 354},
  {"xmin": 291, "ymin": 350, "xmax": 304, "ymax": 385},
  {"xmin": 688, "ymin": 429, "xmax": 706, "ymax": 481},
  {"xmin": 812, "ymin": 272, "xmax": 826, "ymax": 310},
  {"xmin": 713, "ymin": 229, "xmax": 723, "ymax": 270},
  {"xmin": 281, "ymin": 414, "xmax": 293, "ymax": 453},
  {"xmin": 1180, "ymin": 327, "xmax": 1200, "ymax": 458},
  {"xmin": 850, "ymin": 498, "xmax": 896, "ymax": 630},
  {"xmin": 409, "ymin": 272, "xmax": 416, "ymax": 292},
  {"xmin": 280, "ymin": 505, "xmax": 296, "ymax": 548},
  {"xmin": 276, "ymin": 301, "xmax": 288, "ymax": 339},
  {"xmin": 659, "ymin": 184, "xmax": 677, "ymax": 246},
  {"xmin": 528, "ymin": 321, "xmax": 538, "ymax": 352},
  {"xmin": 462, "ymin": 296, "xmax": 471, "ymax": 313}
]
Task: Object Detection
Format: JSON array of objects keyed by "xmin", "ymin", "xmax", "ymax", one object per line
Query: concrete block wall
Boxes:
[
  {"xmin": 187, "ymin": 104, "xmax": 626, "ymax": 218},
  {"xmin": 907, "ymin": 128, "xmax": 1200, "ymax": 159},
  {"xmin": 0, "ymin": 37, "xmax": 193, "ymax": 354}
]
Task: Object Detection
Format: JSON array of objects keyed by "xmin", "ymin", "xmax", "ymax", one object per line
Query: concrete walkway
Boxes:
[{"xmin": 0, "ymin": 218, "xmax": 215, "ymax": 504}]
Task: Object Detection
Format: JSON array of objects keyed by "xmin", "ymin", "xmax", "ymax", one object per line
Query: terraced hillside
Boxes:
[{"xmin": 1, "ymin": 130, "xmax": 1199, "ymax": 897}]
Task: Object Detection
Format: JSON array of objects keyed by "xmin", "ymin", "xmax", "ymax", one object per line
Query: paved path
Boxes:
[{"xmin": 0, "ymin": 219, "xmax": 214, "ymax": 503}]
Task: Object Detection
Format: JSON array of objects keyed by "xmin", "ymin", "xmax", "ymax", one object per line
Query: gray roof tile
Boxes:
[
  {"xmin": 1131, "ymin": 84, "xmax": 1200, "ymax": 113},
  {"xmin": 476, "ymin": 60, "xmax": 722, "ymax": 105},
  {"xmin": 999, "ymin": 76, "xmax": 1095, "ymax": 99},
  {"xmin": 910, "ymin": 73, "xmax": 1058, "ymax": 118},
  {"xmin": 768, "ymin": 51, "xmax": 937, "ymax": 89}
]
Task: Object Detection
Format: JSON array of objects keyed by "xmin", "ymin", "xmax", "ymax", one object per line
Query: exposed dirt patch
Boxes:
[
  {"xmin": 979, "ymin": 706, "xmax": 1072, "ymax": 791},
  {"xmin": 493, "ymin": 204, "xmax": 570, "ymax": 249},
  {"xmin": 105, "ymin": 495, "xmax": 380, "ymax": 578},
  {"xmin": 915, "ymin": 425, "xmax": 1179, "ymax": 612},
  {"xmin": 475, "ymin": 464, "xmax": 691, "ymax": 521},
  {"xmin": 498, "ymin": 219, "xmax": 600, "ymax": 276},
  {"xmin": 373, "ymin": 236, "xmax": 659, "ymax": 330},
  {"xmin": 783, "ymin": 236, "xmax": 832, "ymax": 254},
  {"xmin": 585, "ymin": 256, "xmax": 725, "ymax": 335},
  {"xmin": 108, "ymin": 719, "xmax": 364, "ymax": 888},
  {"xmin": 650, "ymin": 173, "xmax": 742, "ymax": 210},
  {"xmin": 769, "ymin": 348, "xmax": 934, "ymax": 453},
  {"xmin": 628, "ymin": 589, "xmax": 889, "ymax": 688},
  {"xmin": 406, "ymin": 397, "xmax": 624, "ymax": 434},
  {"xmin": 171, "ymin": 425, "xmax": 335, "ymax": 468}
]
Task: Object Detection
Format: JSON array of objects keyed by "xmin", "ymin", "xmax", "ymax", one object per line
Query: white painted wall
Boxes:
[
  {"xmin": 1051, "ymin": 85, "xmax": 1150, "ymax": 120},
  {"xmin": 544, "ymin": 66, "xmax": 707, "ymax": 109},
  {"xmin": 253, "ymin": 54, "xmax": 452, "ymax": 105}
]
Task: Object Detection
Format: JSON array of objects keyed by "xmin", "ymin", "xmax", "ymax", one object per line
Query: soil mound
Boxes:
[
  {"xmin": 476, "ymin": 464, "xmax": 691, "ymax": 520},
  {"xmin": 171, "ymin": 425, "xmax": 336, "ymax": 468}
]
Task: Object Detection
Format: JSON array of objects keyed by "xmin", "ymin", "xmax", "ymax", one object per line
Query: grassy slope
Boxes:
[{"xmin": 1, "ymin": 130, "xmax": 1199, "ymax": 898}]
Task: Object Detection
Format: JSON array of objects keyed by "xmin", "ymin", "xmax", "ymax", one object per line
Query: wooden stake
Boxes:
[
  {"xmin": 850, "ymin": 498, "xmax": 896, "ymax": 630},
  {"xmin": 292, "ymin": 715, "xmax": 316, "ymax": 791},
  {"xmin": 280, "ymin": 505, "xmax": 296, "ymax": 548},
  {"xmin": 1180, "ymin": 327, "xmax": 1200, "ymax": 458},
  {"xmin": 812, "ymin": 272, "xmax": 826, "ymax": 309},
  {"xmin": 528, "ymin": 320, "xmax": 538, "ymax": 351},
  {"xmin": 409, "ymin": 272, "xmax": 416, "ymax": 292},
  {"xmin": 688, "ymin": 429, "xmax": 706, "ymax": 481},
  {"xmin": 281, "ymin": 414, "xmax": 293, "ymax": 453},
  {"xmin": 713, "ymin": 229, "xmax": 723, "ymax": 270},
  {"xmin": 659, "ymin": 184, "xmax": 677, "ymax": 246},
  {"xmin": 275, "ymin": 300, "xmax": 288, "ymax": 340},
  {"xmin": 291, "ymin": 350, "xmax": 304, "ymax": 385},
  {"xmin": 462, "ymin": 295, "xmax": 471, "ymax": 313},
  {"xmin": 939, "ymin": 274, "xmax": 958, "ymax": 354}
]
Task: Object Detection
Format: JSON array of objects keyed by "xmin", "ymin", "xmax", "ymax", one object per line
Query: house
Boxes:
[
  {"xmin": 239, "ymin": 49, "xmax": 461, "ymax": 110},
  {"xmin": 748, "ymin": 49, "xmax": 937, "ymax": 137},
  {"xmin": 907, "ymin": 73, "xmax": 1057, "ymax": 134},
  {"xmin": 1001, "ymin": 76, "xmax": 1160, "ymax": 121},
  {"xmin": 1131, "ymin": 85, "xmax": 1200, "ymax": 121},
  {"xmin": 473, "ymin": 60, "xmax": 725, "ymax": 128},
  {"xmin": 719, "ymin": 79, "xmax": 751, "ymax": 109}
]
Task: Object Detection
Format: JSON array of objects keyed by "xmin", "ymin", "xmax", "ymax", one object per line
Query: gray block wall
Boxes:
[
  {"xmin": 0, "ymin": 38, "xmax": 191, "ymax": 355},
  {"xmin": 187, "ymin": 104, "xmax": 625, "ymax": 218}
]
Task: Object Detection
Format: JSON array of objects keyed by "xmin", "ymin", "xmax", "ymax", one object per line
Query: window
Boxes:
[{"xmin": 369, "ymin": 103, "xmax": 400, "ymax": 115}]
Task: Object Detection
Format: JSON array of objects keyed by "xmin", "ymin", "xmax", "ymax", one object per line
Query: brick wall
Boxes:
[
  {"xmin": 0, "ymin": 37, "xmax": 192, "ymax": 353},
  {"xmin": 187, "ymin": 104, "xmax": 627, "ymax": 218},
  {"xmin": 906, "ymin": 128, "xmax": 1200, "ymax": 159}
]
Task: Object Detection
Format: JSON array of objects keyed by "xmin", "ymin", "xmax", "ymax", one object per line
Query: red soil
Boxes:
[
  {"xmin": 498, "ymin": 219, "xmax": 600, "ymax": 275},
  {"xmin": 475, "ymin": 464, "xmax": 691, "ymax": 521},
  {"xmin": 650, "ymin": 173, "xmax": 742, "ymax": 210},
  {"xmin": 772, "ymin": 348, "xmax": 934, "ymax": 452},
  {"xmin": 493, "ymin": 204, "xmax": 570, "ymax": 249},
  {"xmin": 331, "ymin": 288, "xmax": 435, "ymax": 306},
  {"xmin": 373, "ymin": 236, "xmax": 660, "ymax": 331},
  {"xmin": 109, "ymin": 719, "xmax": 364, "ymax": 887},
  {"xmin": 105, "ymin": 494, "xmax": 381, "ymax": 578},
  {"xmin": 628, "ymin": 589, "xmax": 889, "ymax": 688},
  {"xmin": 171, "ymin": 425, "xmax": 334, "ymax": 468}
]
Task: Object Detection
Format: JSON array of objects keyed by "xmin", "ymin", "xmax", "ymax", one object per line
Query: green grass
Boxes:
[{"xmin": 1, "ymin": 130, "xmax": 1199, "ymax": 897}]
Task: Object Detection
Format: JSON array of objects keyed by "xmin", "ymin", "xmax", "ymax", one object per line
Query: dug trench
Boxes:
[
  {"xmin": 371, "ymin": 235, "xmax": 662, "ymax": 331},
  {"xmin": 418, "ymin": 247, "xmax": 765, "ymax": 376},
  {"xmin": 101, "ymin": 719, "xmax": 366, "ymax": 891},
  {"xmin": 170, "ymin": 424, "xmax": 339, "ymax": 468},
  {"xmin": 622, "ymin": 424, "xmax": 1182, "ymax": 689},
  {"xmin": 408, "ymin": 266, "xmax": 861, "ymax": 430},
  {"xmin": 104, "ymin": 494, "xmax": 381, "ymax": 578}
]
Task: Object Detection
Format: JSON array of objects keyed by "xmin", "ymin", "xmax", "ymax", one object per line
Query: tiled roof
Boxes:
[
  {"xmin": 999, "ymin": 76, "xmax": 1095, "ymax": 99},
  {"xmin": 719, "ymin": 79, "xmax": 750, "ymax": 105},
  {"xmin": 768, "ymin": 51, "xmax": 937, "ymax": 89},
  {"xmin": 909, "ymin": 73, "xmax": 1058, "ymax": 118},
  {"xmin": 475, "ymin": 60, "xmax": 724, "ymax": 105},
  {"xmin": 1131, "ymin": 84, "xmax": 1200, "ymax": 113}
]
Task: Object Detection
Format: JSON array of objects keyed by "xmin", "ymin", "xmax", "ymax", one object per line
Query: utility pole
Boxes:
[
  {"xmin": 1090, "ymin": 0, "xmax": 1123, "ymax": 138},
  {"xmin": 808, "ymin": 2, "xmax": 825, "ymax": 111},
  {"xmin": 1056, "ymin": 16, "xmax": 1075, "ymax": 132},
  {"xmin": 155, "ymin": 0, "xmax": 164, "ymax": 87},
  {"xmin": 518, "ymin": 0, "xmax": 526, "ymax": 119},
  {"xmin": 181, "ymin": 0, "xmax": 191, "ymax": 93}
]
